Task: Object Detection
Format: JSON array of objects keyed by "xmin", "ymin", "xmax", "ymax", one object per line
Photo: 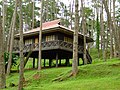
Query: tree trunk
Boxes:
[
  {"xmin": 70, "ymin": 0, "xmax": 74, "ymax": 29},
  {"xmin": 32, "ymin": 0, "xmax": 35, "ymax": 29},
  {"xmin": 72, "ymin": 0, "xmax": 79, "ymax": 76},
  {"xmin": 38, "ymin": 0, "xmax": 43, "ymax": 70},
  {"xmin": 81, "ymin": 0, "xmax": 87, "ymax": 64},
  {"xmin": 100, "ymin": 3, "xmax": 106, "ymax": 61},
  {"xmin": 6, "ymin": 0, "xmax": 18, "ymax": 75},
  {"xmin": 18, "ymin": 0, "xmax": 24, "ymax": 90},
  {"xmin": 100, "ymin": 3, "xmax": 103, "ymax": 50},
  {"xmin": 2, "ymin": 0, "xmax": 7, "ymax": 51},
  {"xmin": 112, "ymin": 0, "xmax": 119, "ymax": 58},
  {"xmin": 55, "ymin": 0, "xmax": 58, "ymax": 19},
  {"xmin": 51, "ymin": 0, "xmax": 54, "ymax": 20},
  {"xmin": 103, "ymin": 0, "xmax": 113, "ymax": 59},
  {"xmin": 96, "ymin": 9, "xmax": 100, "ymax": 58},
  {"xmin": 118, "ymin": 25, "xmax": 120, "ymax": 59},
  {"xmin": 7, "ymin": 11, "xmax": 15, "ymax": 52},
  {"xmin": 109, "ymin": 0, "xmax": 113, "ymax": 59},
  {"xmin": 0, "ymin": 8, "xmax": 6, "ymax": 89},
  {"xmin": 46, "ymin": 0, "xmax": 49, "ymax": 21}
]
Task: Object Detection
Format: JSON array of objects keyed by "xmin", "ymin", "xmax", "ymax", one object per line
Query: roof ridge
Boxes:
[{"xmin": 42, "ymin": 19, "xmax": 61, "ymax": 25}]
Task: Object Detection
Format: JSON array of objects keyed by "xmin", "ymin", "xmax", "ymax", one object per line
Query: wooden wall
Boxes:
[{"xmin": 23, "ymin": 31, "xmax": 84, "ymax": 46}]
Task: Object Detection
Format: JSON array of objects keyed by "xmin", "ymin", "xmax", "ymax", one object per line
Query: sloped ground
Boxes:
[{"xmin": 4, "ymin": 59, "xmax": 120, "ymax": 90}]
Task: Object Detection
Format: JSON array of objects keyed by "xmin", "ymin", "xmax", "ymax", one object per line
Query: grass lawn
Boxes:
[{"xmin": 4, "ymin": 58, "xmax": 120, "ymax": 90}]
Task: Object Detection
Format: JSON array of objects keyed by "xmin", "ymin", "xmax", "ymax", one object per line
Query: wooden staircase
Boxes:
[
  {"xmin": 86, "ymin": 50, "xmax": 92, "ymax": 64},
  {"xmin": 17, "ymin": 45, "xmax": 34, "ymax": 69}
]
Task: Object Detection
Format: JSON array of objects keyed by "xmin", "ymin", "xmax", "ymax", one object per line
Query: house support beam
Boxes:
[
  {"xmin": 59, "ymin": 59, "xmax": 61, "ymax": 66},
  {"xmin": 49, "ymin": 59, "xmax": 52, "ymax": 67},
  {"xmin": 56, "ymin": 53, "xmax": 58, "ymax": 68},
  {"xmin": 33, "ymin": 58, "xmax": 35, "ymax": 68},
  {"xmin": 37, "ymin": 58, "xmax": 38, "ymax": 68},
  {"xmin": 44, "ymin": 59, "xmax": 45, "ymax": 67},
  {"xmin": 82, "ymin": 57, "xmax": 84, "ymax": 65},
  {"xmin": 66, "ymin": 58, "xmax": 69, "ymax": 66}
]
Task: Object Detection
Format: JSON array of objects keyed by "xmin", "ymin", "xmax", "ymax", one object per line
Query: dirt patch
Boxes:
[{"xmin": 33, "ymin": 72, "xmax": 40, "ymax": 80}]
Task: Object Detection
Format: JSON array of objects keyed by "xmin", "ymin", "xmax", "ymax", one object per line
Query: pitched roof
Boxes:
[
  {"xmin": 23, "ymin": 19, "xmax": 61, "ymax": 34},
  {"xmin": 15, "ymin": 19, "xmax": 94, "ymax": 43},
  {"xmin": 42, "ymin": 19, "xmax": 61, "ymax": 28}
]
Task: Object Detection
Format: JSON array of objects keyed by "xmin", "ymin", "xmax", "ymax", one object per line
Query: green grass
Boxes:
[{"xmin": 3, "ymin": 58, "xmax": 120, "ymax": 90}]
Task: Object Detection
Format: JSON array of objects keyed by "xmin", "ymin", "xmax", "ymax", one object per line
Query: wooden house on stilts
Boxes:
[{"xmin": 13, "ymin": 19, "xmax": 93, "ymax": 68}]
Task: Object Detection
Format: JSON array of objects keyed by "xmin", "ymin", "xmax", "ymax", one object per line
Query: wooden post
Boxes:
[
  {"xmin": 44, "ymin": 59, "xmax": 45, "ymax": 67},
  {"xmin": 66, "ymin": 58, "xmax": 69, "ymax": 66},
  {"xmin": 37, "ymin": 58, "xmax": 38, "ymax": 68},
  {"xmin": 49, "ymin": 59, "xmax": 52, "ymax": 67},
  {"xmin": 59, "ymin": 59, "xmax": 61, "ymax": 66},
  {"xmin": 65, "ymin": 59, "xmax": 67, "ymax": 66},
  {"xmin": 82, "ymin": 57, "xmax": 84, "ymax": 65},
  {"xmin": 33, "ymin": 58, "xmax": 35, "ymax": 68},
  {"xmin": 56, "ymin": 53, "xmax": 58, "ymax": 67}
]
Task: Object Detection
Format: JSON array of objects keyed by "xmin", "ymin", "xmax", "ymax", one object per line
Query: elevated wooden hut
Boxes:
[{"xmin": 13, "ymin": 19, "xmax": 93, "ymax": 68}]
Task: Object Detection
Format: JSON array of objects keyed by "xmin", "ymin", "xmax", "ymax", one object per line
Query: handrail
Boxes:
[{"xmin": 13, "ymin": 40, "xmax": 83, "ymax": 52}]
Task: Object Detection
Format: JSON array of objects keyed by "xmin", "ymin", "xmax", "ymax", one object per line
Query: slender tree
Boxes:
[
  {"xmin": 32, "ymin": 0, "xmax": 35, "ymax": 29},
  {"xmin": 2, "ymin": 0, "xmax": 7, "ymax": 50},
  {"xmin": 45, "ymin": 0, "xmax": 49, "ymax": 21},
  {"xmin": 81, "ymin": 0, "xmax": 87, "ymax": 64},
  {"xmin": 7, "ymin": 0, "xmax": 18, "ymax": 75},
  {"xmin": 103, "ymin": 0, "xmax": 113, "ymax": 59},
  {"xmin": 6, "ymin": 13, "xmax": 14, "ymax": 52},
  {"xmin": 96, "ymin": 12, "xmax": 100, "ymax": 58},
  {"xmin": 7, "ymin": 1, "xmax": 16, "ymax": 53},
  {"xmin": 110, "ymin": 0, "xmax": 114, "ymax": 58},
  {"xmin": 92, "ymin": 0, "xmax": 101, "ymax": 58},
  {"xmin": 70, "ymin": 0, "xmax": 74, "ymax": 29},
  {"xmin": 18, "ymin": 0, "xmax": 24, "ymax": 90},
  {"xmin": 112, "ymin": 0, "xmax": 118, "ymax": 57},
  {"xmin": 100, "ymin": 1, "xmax": 106, "ymax": 61},
  {"xmin": 0, "ymin": 8, "xmax": 6, "ymax": 89},
  {"xmin": 100, "ymin": 2, "xmax": 103, "ymax": 50},
  {"xmin": 72, "ymin": 0, "xmax": 79, "ymax": 76},
  {"xmin": 38, "ymin": 0, "xmax": 43, "ymax": 70},
  {"xmin": 51, "ymin": 0, "xmax": 55, "ymax": 20}
]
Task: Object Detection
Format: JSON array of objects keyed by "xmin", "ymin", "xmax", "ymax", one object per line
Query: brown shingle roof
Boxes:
[
  {"xmin": 15, "ymin": 19, "xmax": 94, "ymax": 43},
  {"xmin": 42, "ymin": 19, "xmax": 61, "ymax": 29},
  {"xmin": 23, "ymin": 19, "xmax": 61, "ymax": 34}
]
